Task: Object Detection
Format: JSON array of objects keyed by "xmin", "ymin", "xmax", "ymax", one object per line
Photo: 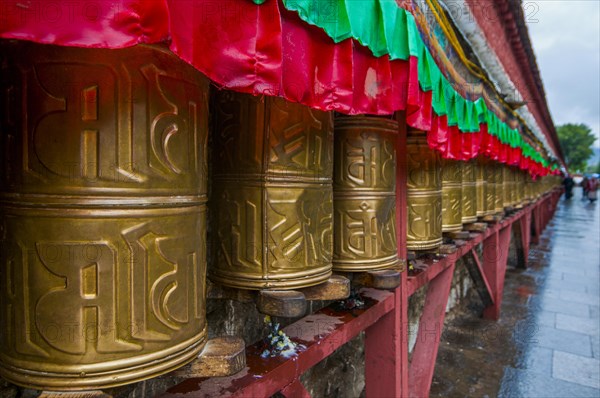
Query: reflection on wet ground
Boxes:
[{"xmin": 432, "ymin": 190, "xmax": 600, "ymax": 397}]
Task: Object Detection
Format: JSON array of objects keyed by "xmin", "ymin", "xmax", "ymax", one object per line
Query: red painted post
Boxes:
[
  {"xmin": 408, "ymin": 263, "xmax": 456, "ymax": 398},
  {"xmin": 482, "ymin": 225, "xmax": 512, "ymax": 320},
  {"xmin": 518, "ymin": 210, "xmax": 532, "ymax": 268},
  {"xmin": 365, "ymin": 111, "xmax": 408, "ymax": 398},
  {"xmin": 531, "ymin": 202, "xmax": 541, "ymax": 244}
]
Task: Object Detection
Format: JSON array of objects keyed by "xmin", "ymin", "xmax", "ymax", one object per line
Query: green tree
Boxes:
[{"xmin": 556, "ymin": 123, "xmax": 597, "ymax": 172}]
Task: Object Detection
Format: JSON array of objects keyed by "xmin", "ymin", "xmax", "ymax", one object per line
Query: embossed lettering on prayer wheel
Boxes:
[
  {"xmin": 0, "ymin": 42, "xmax": 208, "ymax": 390},
  {"xmin": 475, "ymin": 159, "xmax": 488, "ymax": 217},
  {"xmin": 333, "ymin": 116, "xmax": 398, "ymax": 271},
  {"xmin": 494, "ymin": 164, "xmax": 505, "ymax": 212},
  {"xmin": 461, "ymin": 161, "xmax": 478, "ymax": 223},
  {"xmin": 211, "ymin": 92, "xmax": 333, "ymax": 290},
  {"xmin": 502, "ymin": 166, "xmax": 512, "ymax": 208},
  {"xmin": 406, "ymin": 131, "xmax": 442, "ymax": 250},
  {"xmin": 441, "ymin": 159, "xmax": 463, "ymax": 232},
  {"xmin": 484, "ymin": 161, "xmax": 497, "ymax": 215}
]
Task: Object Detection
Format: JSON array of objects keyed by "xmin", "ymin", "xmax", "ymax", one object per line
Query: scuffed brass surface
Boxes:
[
  {"xmin": 0, "ymin": 42, "xmax": 208, "ymax": 389},
  {"xmin": 502, "ymin": 166, "xmax": 512, "ymax": 208},
  {"xmin": 484, "ymin": 161, "xmax": 497, "ymax": 215},
  {"xmin": 475, "ymin": 159, "xmax": 488, "ymax": 217},
  {"xmin": 493, "ymin": 163, "xmax": 504, "ymax": 213},
  {"xmin": 211, "ymin": 92, "xmax": 333, "ymax": 289},
  {"xmin": 406, "ymin": 131, "xmax": 442, "ymax": 250},
  {"xmin": 441, "ymin": 159, "xmax": 463, "ymax": 232},
  {"xmin": 333, "ymin": 116, "xmax": 398, "ymax": 271},
  {"xmin": 461, "ymin": 161, "xmax": 478, "ymax": 223}
]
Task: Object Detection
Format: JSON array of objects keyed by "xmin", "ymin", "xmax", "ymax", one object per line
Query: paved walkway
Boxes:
[
  {"xmin": 432, "ymin": 189, "xmax": 600, "ymax": 397},
  {"xmin": 499, "ymin": 191, "xmax": 600, "ymax": 397}
]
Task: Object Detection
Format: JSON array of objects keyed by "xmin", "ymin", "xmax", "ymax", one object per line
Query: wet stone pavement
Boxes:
[{"xmin": 431, "ymin": 190, "xmax": 600, "ymax": 398}]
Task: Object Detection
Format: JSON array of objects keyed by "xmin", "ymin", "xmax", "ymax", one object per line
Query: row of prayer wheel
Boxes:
[{"xmin": 0, "ymin": 41, "xmax": 553, "ymax": 391}]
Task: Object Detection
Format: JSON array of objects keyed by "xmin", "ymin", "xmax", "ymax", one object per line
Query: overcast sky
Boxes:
[{"xmin": 526, "ymin": 1, "xmax": 600, "ymax": 149}]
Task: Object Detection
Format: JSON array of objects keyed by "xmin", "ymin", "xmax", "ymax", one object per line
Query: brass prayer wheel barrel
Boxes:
[
  {"xmin": 509, "ymin": 168, "xmax": 518, "ymax": 206},
  {"xmin": 493, "ymin": 163, "xmax": 505, "ymax": 213},
  {"xmin": 516, "ymin": 170, "xmax": 525, "ymax": 205},
  {"xmin": 210, "ymin": 92, "xmax": 333, "ymax": 289},
  {"xmin": 475, "ymin": 158, "xmax": 488, "ymax": 217},
  {"xmin": 333, "ymin": 116, "xmax": 399, "ymax": 271},
  {"xmin": 502, "ymin": 166, "xmax": 512, "ymax": 208},
  {"xmin": 406, "ymin": 130, "xmax": 442, "ymax": 250},
  {"xmin": 0, "ymin": 42, "xmax": 209, "ymax": 389},
  {"xmin": 461, "ymin": 160, "xmax": 478, "ymax": 224},
  {"xmin": 441, "ymin": 159, "xmax": 463, "ymax": 232},
  {"xmin": 484, "ymin": 160, "xmax": 497, "ymax": 215},
  {"xmin": 525, "ymin": 174, "xmax": 533, "ymax": 201}
]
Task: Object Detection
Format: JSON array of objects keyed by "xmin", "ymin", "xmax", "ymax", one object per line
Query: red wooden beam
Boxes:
[
  {"xmin": 161, "ymin": 288, "xmax": 394, "ymax": 398},
  {"xmin": 408, "ymin": 262, "xmax": 456, "ymax": 398}
]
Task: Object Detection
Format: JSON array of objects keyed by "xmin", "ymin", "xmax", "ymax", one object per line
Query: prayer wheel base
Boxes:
[
  {"xmin": 461, "ymin": 216, "xmax": 479, "ymax": 224},
  {"xmin": 173, "ymin": 337, "xmax": 246, "ymax": 378},
  {"xmin": 406, "ymin": 238, "xmax": 444, "ymax": 252},
  {"xmin": 332, "ymin": 257, "xmax": 400, "ymax": 273},
  {"xmin": 0, "ymin": 331, "xmax": 207, "ymax": 391},
  {"xmin": 442, "ymin": 224, "xmax": 463, "ymax": 233},
  {"xmin": 38, "ymin": 392, "xmax": 109, "ymax": 398},
  {"xmin": 209, "ymin": 268, "xmax": 332, "ymax": 291}
]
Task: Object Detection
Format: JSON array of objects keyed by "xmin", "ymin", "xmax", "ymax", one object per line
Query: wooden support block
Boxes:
[
  {"xmin": 174, "ymin": 337, "xmax": 246, "ymax": 378},
  {"xmin": 453, "ymin": 239, "xmax": 466, "ymax": 247},
  {"xmin": 353, "ymin": 269, "xmax": 401, "ymax": 290},
  {"xmin": 481, "ymin": 214, "xmax": 503, "ymax": 223},
  {"xmin": 256, "ymin": 290, "xmax": 307, "ymax": 318},
  {"xmin": 207, "ymin": 281, "xmax": 255, "ymax": 303},
  {"xmin": 39, "ymin": 393, "xmax": 111, "ymax": 398},
  {"xmin": 300, "ymin": 275, "xmax": 351, "ymax": 301},
  {"xmin": 464, "ymin": 222, "xmax": 488, "ymax": 232},
  {"xmin": 446, "ymin": 230, "xmax": 470, "ymax": 240},
  {"xmin": 439, "ymin": 244, "xmax": 457, "ymax": 254}
]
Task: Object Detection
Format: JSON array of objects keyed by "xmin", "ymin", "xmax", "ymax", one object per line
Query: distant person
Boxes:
[
  {"xmin": 563, "ymin": 175, "xmax": 575, "ymax": 199},
  {"xmin": 585, "ymin": 177, "xmax": 598, "ymax": 203},
  {"xmin": 582, "ymin": 176, "xmax": 589, "ymax": 199}
]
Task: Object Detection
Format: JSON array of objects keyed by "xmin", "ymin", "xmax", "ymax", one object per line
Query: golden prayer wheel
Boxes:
[
  {"xmin": 509, "ymin": 168, "xmax": 518, "ymax": 206},
  {"xmin": 475, "ymin": 158, "xmax": 488, "ymax": 217},
  {"xmin": 502, "ymin": 166, "xmax": 512, "ymax": 208},
  {"xmin": 516, "ymin": 170, "xmax": 525, "ymax": 205},
  {"xmin": 484, "ymin": 161, "xmax": 497, "ymax": 215},
  {"xmin": 441, "ymin": 159, "xmax": 463, "ymax": 232},
  {"xmin": 493, "ymin": 163, "xmax": 504, "ymax": 213},
  {"xmin": 525, "ymin": 175, "xmax": 534, "ymax": 201},
  {"xmin": 0, "ymin": 42, "xmax": 209, "ymax": 389},
  {"xmin": 210, "ymin": 92, "xmax": 333, "ymax": 289},
  {"xmin": 333, "ymin": 116, "xmax": 399, "ymax": 271},
  {"xmin": 461, "ymin": 160, "xmax": 478, "ymax": 224},
  {"xmin": 406, "ymin": 130, "xmax": 442, "ymax": 250}
]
